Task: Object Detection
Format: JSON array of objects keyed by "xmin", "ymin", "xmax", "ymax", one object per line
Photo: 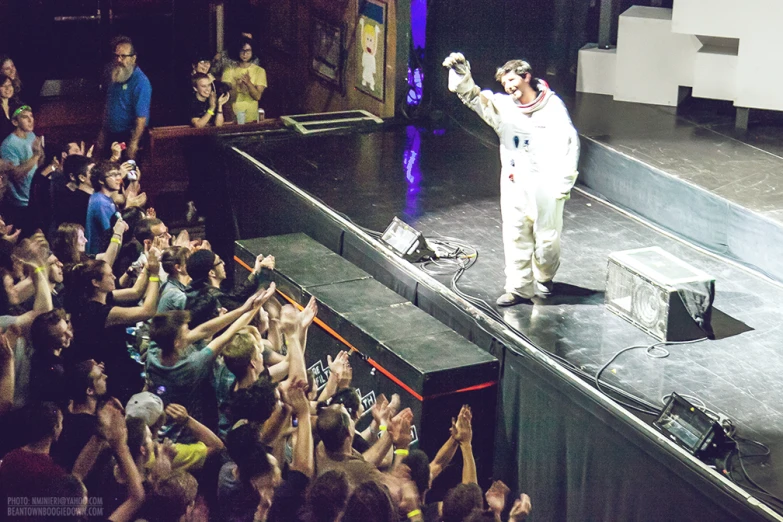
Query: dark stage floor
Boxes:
[{"xmin": 233, "ymin": 120, "xmax": 783, "ymax": 506}]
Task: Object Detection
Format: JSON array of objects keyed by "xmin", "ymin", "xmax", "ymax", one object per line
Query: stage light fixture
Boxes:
[
  {"xmin": 654, "ymin": 392, "xmax": 729, "ymax": 461},
  {"xmin": 380, "ymin": 217, "xmax": 435, "ymax": 263}
]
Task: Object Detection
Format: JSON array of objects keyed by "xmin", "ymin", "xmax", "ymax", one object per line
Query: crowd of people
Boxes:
[{"xmin": 0, "ymin": 35, "xmax": 532, "ymax": 522}]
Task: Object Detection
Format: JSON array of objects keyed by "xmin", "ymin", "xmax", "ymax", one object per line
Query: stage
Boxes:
[{"xmin": 213, "ymin": 95, "xmax": 783, "ymax": 520}]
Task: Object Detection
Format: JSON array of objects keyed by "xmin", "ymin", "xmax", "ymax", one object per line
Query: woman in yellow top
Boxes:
[{"xmin": 222, "ymin": 38, "xmax": 267, "ymax": 122}]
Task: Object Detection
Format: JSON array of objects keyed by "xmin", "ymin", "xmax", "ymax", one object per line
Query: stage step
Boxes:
[{"xmin": 573, "ymin": 93, "xmax": 783, "ymax": 284}]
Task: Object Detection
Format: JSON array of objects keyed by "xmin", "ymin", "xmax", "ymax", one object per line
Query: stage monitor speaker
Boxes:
[{"xmin": 606, "ymin": 247, "xmax": 715, "ymax": 341}]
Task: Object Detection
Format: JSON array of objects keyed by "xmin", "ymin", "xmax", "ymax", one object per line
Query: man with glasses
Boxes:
[
  {"xmin": 96, "ymin": 35, "xmax": 152, "ymax": 160},
  {"xmin": 85, "ymin": 162, "xmax": 123, "ymax": 255}
]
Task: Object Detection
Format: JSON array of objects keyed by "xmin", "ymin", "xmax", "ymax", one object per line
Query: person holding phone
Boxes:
[{"xmin": 189, "ymin": 73, "xmax": 229, "ymax": 128}]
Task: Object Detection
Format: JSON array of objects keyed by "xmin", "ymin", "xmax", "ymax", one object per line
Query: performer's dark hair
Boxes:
[{"xmin": 495, "ymin": 59, "xmax": 533, "ymax": 82}]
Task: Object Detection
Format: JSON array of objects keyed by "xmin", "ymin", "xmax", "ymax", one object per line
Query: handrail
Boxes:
[{"xmin": 149, "ymin": 119, "xmax": 280, "ymax": 141}]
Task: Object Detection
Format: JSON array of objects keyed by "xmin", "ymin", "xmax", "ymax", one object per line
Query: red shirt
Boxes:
[{"xmin": 0, "ymin": 448, "xmax": 66, "ymax": 499}]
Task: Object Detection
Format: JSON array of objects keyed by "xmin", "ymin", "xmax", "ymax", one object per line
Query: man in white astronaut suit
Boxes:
[{"xmin": 443, "ymin": 52, "xmax": 579, "ymax": 306}]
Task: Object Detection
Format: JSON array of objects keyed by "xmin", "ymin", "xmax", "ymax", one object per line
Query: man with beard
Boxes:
[{"xmin": 96, "ymin": 36, "xmax": 152, "ymax": 160}]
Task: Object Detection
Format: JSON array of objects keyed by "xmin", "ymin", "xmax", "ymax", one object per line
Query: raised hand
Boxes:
[
  {"xmin": 112, "ymin": 217, "xmax": 129, "ymax": 237},
  {"xmin": 509, "ymin": 493, "xmax": 532, "ymax": 521},
  {"xmin": 14, "ymin": 236, "xmax": 49, "ymax": 273},
  {"xmin": 247, "ymin": 282, "xmax": 276, "ymax": 309},
  {"xmin": 337, "ymin": 357, "xmax": 352, "ymax": 389},
  {"xmin": 165, "ymin": 403, "xmax": 190, "ymax": 425},
  {"xmin": 282, "ymin": 377, "xmax": 310, "ymax": 418},
  {"xmin": 97, "ymin": 398, "xmax": 128, "ymax": 447},
  {"xmin": 389, "ymin": 407, "xmax": 414, "ymax": 448},
  {"xmin": 255, "ymin": 306, "xmax": 270, "ymax": 335},
  {"xmin": 110, "ymin": 141, "xmax": 122, "ymax": 161},
  {"xmin": 451, "ymin": 405, "xmax": 473, "ymax": 444},
  {"xmin": 173, "ymin": 229, "xmax": 190, "ymax": 248},
  {"xmin": 327, "ymin": 350, "xmax": 350, "ymax": 384},
  {"xmin": 218, "ymin": 91, "xmax": 230, "ymax": 107},
  {"xmin": 253, "ymin": 253, "xmax": 275, "ymax": 273},
  {"xmin": 371, "ymin": 392, "xmax": 399, "ymax": 425},
  {"xmin": 442, "ymin": 52, "xmax": 470, "ymax": 75},
  {"xmin": 485, "ymin": 480, "xmax": 510, "ymax": 515},
  {"xmin": 145, "ymin": 246, "xmax": 161, "ymax": 275},
  {"xmin": 300, "ymin": 296, "xmax": 317, "ymax": 329},
  {"xmin": 0, "ymin": 330, "xmax": 13, "ymax": 365},
  {"xmin": 125, "ymin": 181, "xmax": 147, "ymax": 209},
  {"xmin": 264, "ymin": 294, "xmax": 282, "ymax": 321}
]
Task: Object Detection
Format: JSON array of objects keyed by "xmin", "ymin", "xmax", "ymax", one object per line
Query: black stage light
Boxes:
[
  {"xmin": 380, "ymin": 217, "xmax": 436, "ymax": 263},
  {"xmin": 654, "ymin": 392, "xmax": 729, "ymax": 461}
]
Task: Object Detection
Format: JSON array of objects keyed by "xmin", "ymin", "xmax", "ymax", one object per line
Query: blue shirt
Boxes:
[
  {"xmin": 106, "ymin": 66, "xmax": 152, "ymax": 133},
  {"xmin": 0, "ymin": 132, "xmax": 38, "ymax": 206},
  {"xmin": 85, "ymin": 192, "xmax": 116, "ymax": 255},
  {"xmin": 157, "ymin": 278, "xmax": 188, "ymax": 313}
]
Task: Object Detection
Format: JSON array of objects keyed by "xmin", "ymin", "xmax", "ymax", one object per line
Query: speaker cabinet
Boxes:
[{"xmin": 606, "ymin": 247, "xmax": 715, "ymax": 341}]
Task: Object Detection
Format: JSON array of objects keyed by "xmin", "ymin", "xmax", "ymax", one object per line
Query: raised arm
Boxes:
[
  {"xmin": 317, "ymin": 350, "xmax": 350, "ymax": 403},
  {"xmin": 0, "ymin": 332, "xmax": 14, "ymax": 415},
  {"xmin": 165, "ymin": 403, "xmax": 224, "ymax": 457},
  {"xmin": 442, "ymin": 52, "xmax": 503, "ymax": 132},
  {"xmin": 106, "ymin": 252, "xmax": 161, "ymax": 326},
  {"xmin": 206, "ymin": 283, "xmax": 275, "ymax": 356},
  {"xmin": 429, "ymin": 434, "xmax": 459, "ymax": 484},
  {"xmin": 451, "ymin": 405, "xmax": 476, "ymax": 484},
  {"xmin": 12, "ymin": 238, "xmax": 54, "ymax": 336},
  {"xmin": 286, "ymin": 379, "xmax": 314, "ymax": 477},
  {"xmin": 279, "ymin": 296, "xmax": 317, "ymax": 385},
  {"xmin": 187, "ymin": 284, "xmax": 275, "ymax": 343},
  {"xmin": 96, "ymin": 218, "xmax": 129, "ymax": 267}
]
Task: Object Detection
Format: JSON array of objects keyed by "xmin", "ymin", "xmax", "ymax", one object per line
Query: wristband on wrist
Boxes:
[
  {"xmin": 149, "ymin": 276, "xmax": 160, "ymax": 282},
  {"xmin": 110, "ymin": 237, "xmax": 122, "ymax": 245},
  {"xmin": 378, "ymin": 424, "xmax": 387, "ymax": 431},
  {"xmin": 407, "ymin": 509, "xmax": 422, "ymax": 519},
  {"xmin": 207, "ymin": 109, "xmax": 215, "ymax": 116},
  {"xmin": 34, "ymin": 266, "xmax": 46, "ymax": 274},
  {"xmin": 394, "ymin": 449, "xmax": 409, "ymax": 457}
]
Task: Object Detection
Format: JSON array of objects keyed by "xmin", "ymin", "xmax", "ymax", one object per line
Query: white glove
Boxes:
[
  {"xmin": 442, "ymin": 52, "xmax": 470, "ymax": 75},
  {"xmin": 443, "ymin": 52, "xmax": 475, "ymax": 95}
]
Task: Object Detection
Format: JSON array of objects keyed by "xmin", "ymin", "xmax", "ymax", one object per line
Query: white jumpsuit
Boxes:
[{"xmin": 449, "ymin": 69, "xmax": 580, "ymax": 298}]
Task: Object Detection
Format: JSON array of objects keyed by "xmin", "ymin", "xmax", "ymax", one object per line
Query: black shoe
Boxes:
[
  {"xmin": 535, "ymin": 280, "xmax": 554, "ymax": 298},
  {"xmin": 496, "ymin": 292, "xmax": 532, "ymax": 307}
]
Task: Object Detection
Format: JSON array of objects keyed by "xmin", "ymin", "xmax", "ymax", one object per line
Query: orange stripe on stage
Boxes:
[{"xmin": 234, "ymin": 256, "xmax": 497, "ymax": 402}]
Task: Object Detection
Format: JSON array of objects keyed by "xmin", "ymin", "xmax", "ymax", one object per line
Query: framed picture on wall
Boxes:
[
  {"xmin": 311, "ymin": 18, "xmax": 344, "ymax": 89},
  {"xmin": 355, "ymin": 0, "xmax": 386, "ymax": 101}
]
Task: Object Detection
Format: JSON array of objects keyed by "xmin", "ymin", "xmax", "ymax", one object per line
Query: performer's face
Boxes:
[{"xmin": 501, "ymin": 71, "xmax": 529, "ymax": 101}]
